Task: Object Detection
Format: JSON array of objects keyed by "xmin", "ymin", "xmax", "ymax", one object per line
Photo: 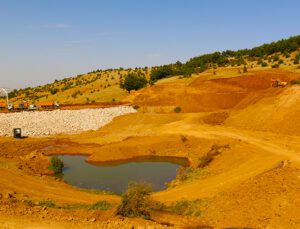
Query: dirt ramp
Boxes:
[
  {"xmin": 226, "ymin": 85, "xmax": 300, "ymax": 135},
  {"xmin": 203, "ymin": 112, "xmax": 229, "ymax": 125}
]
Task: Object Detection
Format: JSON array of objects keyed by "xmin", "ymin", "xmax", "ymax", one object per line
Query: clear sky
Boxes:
[{"xmin": 0, "ymin": 0, "xmax": 299, "ymax": 88}]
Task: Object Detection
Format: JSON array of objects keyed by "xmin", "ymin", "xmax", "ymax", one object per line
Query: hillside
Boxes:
[
  {"xmin": 2, "ymin": 36, "xmax": 300, "ymax": 228},
  {"xmin": 5, "ymin": 35, "xmax": 300, "ymax": 105}
]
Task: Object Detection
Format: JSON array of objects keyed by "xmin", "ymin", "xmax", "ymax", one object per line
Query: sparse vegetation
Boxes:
[
  {"xmin": 89, "ymin": 200, "xmax": 113, "ymax": 211},
  {"xmin": 25, "ymin": 199, "xmax": 113, "ymax": 211},
  {"xmin": 155, "ymin": 199, "xmax": 208, "ymax": 217}
]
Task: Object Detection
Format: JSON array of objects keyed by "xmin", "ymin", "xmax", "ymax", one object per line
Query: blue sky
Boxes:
[{"xmin": 0, "ymin": 0, "xmax": 299, "ymax": 88}]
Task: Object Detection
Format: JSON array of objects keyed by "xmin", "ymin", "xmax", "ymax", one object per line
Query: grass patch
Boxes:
[
  {"xmin": 156, "ymin": 199, "xmax": 208, "ymax": 217},
  {"xmin": 167, "ymin": 167, "xmax": 206, "ymax": 188},
  {"xmin": 24, "ymin": 199, "xmax": 113, "ymax": 211},
  {"xmin": 76, "ymin": 187, "xmax": 116, "ymax": 195},
  {"xmin": 89, "ymin": 200, "xmax": 113, "ymax": 210}
]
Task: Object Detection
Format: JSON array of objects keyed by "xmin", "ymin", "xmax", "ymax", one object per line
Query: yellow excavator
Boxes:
[{"xmin": 271, "ymin": 79, "xmax": 288, "ymax": 87}]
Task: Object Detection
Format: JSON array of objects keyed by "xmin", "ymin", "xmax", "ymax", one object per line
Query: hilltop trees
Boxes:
[
  {"xmin": 120, "ymin": 73, "xmax": 148, "ymax": 92},
  {"xmin": 7, "ymin": 35, "xmax": 300, "ymax": 100}
]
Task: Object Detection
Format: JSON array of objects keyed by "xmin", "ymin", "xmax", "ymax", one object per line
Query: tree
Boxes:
[
  {"xmin": 120, "ymin": 73, "xmax": 148, "ymax": 92},
  {"xmin": 50, "ymin": 88, "xmax": 59, "ymax": 95}
]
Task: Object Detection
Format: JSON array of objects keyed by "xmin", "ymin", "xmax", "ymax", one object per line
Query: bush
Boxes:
[
  {"xmin": 261, "ymin": 62, "xmax": 268, "ymax": 67},
  {"xmin": 120, "ymin": 73, "xmax": 148, "ymax": 92},
  {"xmin": 176, "ymin": 167, "xmax": 188, "ymax": 181},
  {"xmin": 133, "ymin": 104, "xmax": 140, "ymax": 110},
  {"xmin": 174, "ymin": 106, "xmax": 182, "ymax": 113},
  {"xmin": 117, "ymin": 182, "xmax": 153, "ymax": 219},
  {"xmin": 291, "ymin": 79, "xmax": 300, "ymax": 84},
  {"xmin": 71, "ymin": 90, "xmax": 82, "ymax": 98},
  {"xmin": 48, "ymin": 156, "xmax": 64, "ymax": 174}
]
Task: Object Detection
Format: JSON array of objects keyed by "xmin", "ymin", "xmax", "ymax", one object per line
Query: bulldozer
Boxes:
[{"xmin": 271, "ymin": 79, "xmax": 288, "ymax": 88}]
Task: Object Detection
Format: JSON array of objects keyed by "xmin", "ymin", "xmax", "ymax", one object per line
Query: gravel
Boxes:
[{"xmin": 0, "ymin": 106, "xmax": 136, "ymax": 137}]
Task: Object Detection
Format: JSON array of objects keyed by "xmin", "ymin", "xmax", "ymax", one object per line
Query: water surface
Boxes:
[{"xmin": 58, "ymin": 155, "xmax": 188, "ymax": 194}]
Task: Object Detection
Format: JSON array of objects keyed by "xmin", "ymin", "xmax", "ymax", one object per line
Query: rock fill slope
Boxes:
[{"xmin": 0, "ymin": 106, "xmax": 136, "ymax": 136}]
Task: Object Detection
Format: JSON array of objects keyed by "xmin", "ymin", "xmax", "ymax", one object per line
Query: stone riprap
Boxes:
[{"xmin": 0, "ymin": 106, "xmax": 136, "ymax": 137}]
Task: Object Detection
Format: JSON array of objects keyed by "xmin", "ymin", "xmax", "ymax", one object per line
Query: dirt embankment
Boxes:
[{"xmin": 131, "ymin": 69, "xmax": 300, "ymax": 113}]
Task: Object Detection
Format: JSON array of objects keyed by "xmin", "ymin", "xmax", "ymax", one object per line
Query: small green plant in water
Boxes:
[{"xmin": 48, "ymin": 156, "xmax": 64, "ymax": 174}]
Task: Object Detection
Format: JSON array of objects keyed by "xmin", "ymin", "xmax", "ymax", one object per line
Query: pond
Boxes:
[{"xmin": 58, "ymin": 155, "xmax": 188, "ymax": 195}]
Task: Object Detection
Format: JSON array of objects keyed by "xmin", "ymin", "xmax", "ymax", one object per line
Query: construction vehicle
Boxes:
[
  {"xmin": 28, "ymin": 104, "xmax": 38, "ymax": 111},
  {"xmin": 10, "ymin": 102, "xmax": 29, "ymax": 111},
  {"xmin": 8, "ymin": 102, "xmax": 38, "ymax": 111},
  {"xmin": 38, "ymin": 101, "xmax": 60, "ymax": 110},
  {"xmin": 271, "ymin": 79, "xmax": 288, "ymax": 88}
]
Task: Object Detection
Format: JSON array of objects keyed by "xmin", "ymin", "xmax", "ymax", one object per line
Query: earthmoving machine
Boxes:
[
  {"xmin": 11, "ymin": 102, "xmax": 29, "ymax": 111},
  {"xmin": 7, "ymin": 101, "xmax": 59, "ymax": 111},
  {"xmin": 271, "ymin": 79, "xmax": 288, "ymax": 88},
  {"xmin": 38, "ymin": 101, "xmax": 60, "ymax": 110}
]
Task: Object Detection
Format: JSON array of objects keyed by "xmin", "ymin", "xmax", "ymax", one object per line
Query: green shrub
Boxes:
[
  {"xmin": 117, "ymin": 182, "xmax": 153, "ymax": 219},
  {"xmin": 261, "ymin": 62, "xmax": 268, "ymax": 67},
  {"xmin": 48, "ymin": 156, "xmax": 64, "ymax": 174},
  {"xmin": 120, "ymin": 73, "xmax": 148, "ymax": 92},
  {"xmin": 174, "ymin": 106, "xmax": 182, "ymax": 113},
  {"xmin": 273, "ymin": 54, "xmax": 280, "ymax": 62}
]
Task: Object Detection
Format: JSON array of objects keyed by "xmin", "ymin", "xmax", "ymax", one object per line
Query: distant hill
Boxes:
[{"xmin": 8, "ymin": 35, "xmax": 300, "ymax": 105}]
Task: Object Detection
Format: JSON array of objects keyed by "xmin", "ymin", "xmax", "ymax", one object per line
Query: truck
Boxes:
[{"xmin": 38, "ymin": 101, "xmax": 60, "ymax": 110}]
